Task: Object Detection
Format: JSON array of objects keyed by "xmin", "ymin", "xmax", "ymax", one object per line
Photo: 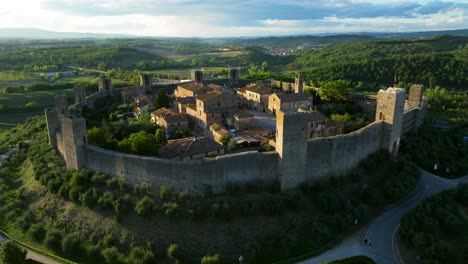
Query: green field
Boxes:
[
  {"xmin": 0, "ymin": 89, "xmax": 73, "ymax": 108},
  {"xmin": 0, "ymin": 112, "xmax": 42, "ymax": 129}
]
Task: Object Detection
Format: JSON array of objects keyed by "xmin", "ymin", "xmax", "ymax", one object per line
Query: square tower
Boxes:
[
  {"xmin": 276, "ymin": 110, "xmax": 310, "ymax": 190},
  {"xmin": 74, "ymin": 85, "xmax": 86, "ymax": 105},
  {"xmin": 376, "ymin": 88, "xmax": 406, "ymax": 156},
  {"xmin": 407, "ymin": 84, "xmax": 425, "ymax": 109},
  {"xmin": 54, "ymin": 95, "xmax": 68, "ymax": 114},
  {"xmin": 98, "ymin": 77, "xmax": 112, "ymax": 96},
  {"xmin": 140, "ymin": 74, "xmax": 152, "ymax": 93},
  {"xmin": 294, "ymin": 73, "xmax": 304, "ymax": 93}
]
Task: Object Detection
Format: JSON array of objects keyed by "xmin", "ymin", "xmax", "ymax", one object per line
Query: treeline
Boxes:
[
  {"xmin": 1, "ymin": 82, "xmax": 75, "ymax": 94},
  {"xmin": 0, "ymin": 46, "xmax": 161, "ymax": 71},
  {"xmin": 399, "ymin": 184, "xmax": 468, "ymax": 264},
  {"xmin": 285, "ymin": 35, "xmax": 468, "ymax": 90}
]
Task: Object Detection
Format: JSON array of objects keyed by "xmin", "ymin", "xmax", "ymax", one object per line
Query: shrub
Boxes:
[
  {"xmin": 103, "ymin": 234, "xmax": 117, "ymax": 248},
  {"xmin": 159, "ymin": 185, "xmax": 171, "ymax": 200},
  {"xmin": 259, "ymin": 143, "xmax": 275, "ymax": 152},
  {"xmin": 79, "ymin": 188, "xmax": 98, "ymax": 208},
  {"xmin": 28, "ymin": 223, "xmax": 46, "ymax": 242},
  {"xmin": 167, "ymin": 243, "xmax": 181, "ymax": 260},
  {"xmin": 98, "ymin": 191, "xmax": 116, "ymax": 210},
  {"xmin": 201, "ymin": 254, "xmax": 221, "ymax": 264},
  {"xmin": 62, "ymin": 232, "xmax": 82, "ymax": 256},
  {"xmin": 134, "ymin": 182, "xmax": 151, "ymax": 195},
  {"xmin": 101, "ymin": 247, "xmax": 121, "ymax": 264},
  {"xmin": 162, "ymin": 202, "xmax": 179, "ymax": 216},
  {"xmin": 128, "ymin": 246, "xmax": 155, "ymax": 264},
  {"xmin": 44, "ymin": 229, "xmax": 63, "ymax": 252},
  {"xmin": 135, "ymin": 196, "xmax": 155, "ymax": 217},
  {"xmin": 87, "ymin": 245, "xmax": 102, "ymax": 261},
  {"xmin": 0, "ymin": 240, "xmax": 27, "ymax": 264}
]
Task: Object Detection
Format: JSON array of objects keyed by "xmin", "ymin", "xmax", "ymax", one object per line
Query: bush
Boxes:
[
  {"xmin": 103, "ymin": 234, "xmax": 117, "ymax": 248},
  {"xmin": 44, "ymin": 229, "xmax": 63, "ymax": 252},
  {"xmin": 259, "ymin": 143, "xmax": 275, "ymax": 152},
  {"xmin": 167, "ymin": 243, "xmax": 181, "ymax": 261},
  {"xmin": 62, "ymin": 232, "xmax": 82, "ymax": 256},
  {"xmin": 201, "ymin": 254, "xmax": 221, "ymax": 264},
  {"xmin": 159, "ymin": 185, "xmax": 171, "ymax": 200},
  {"xmin": 101, "ymin": 247, "xmax": 121, "ymax": 264},
  {"xmin": 128, "ymin": 246, "xmax": 155, "ymax": 264},
  {"xmin": 28, "ymin": 223, "xmax": 47, "ymax": 242},
  {"xmin": 0, "ymin": 240, "xmax": 27, "ymax": 264},
  {"xmin": 134, "ymin": 182, "xmax": 151, "ymax": 195},
  {"xmin": 98, "ymin": 191, "xmax": 116, "ymax": 210},
  {"xmin": 135, "ymin": 196, "xmax": 155, "ymax": 216}
]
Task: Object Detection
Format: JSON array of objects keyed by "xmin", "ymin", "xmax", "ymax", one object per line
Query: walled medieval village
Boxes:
[{"xmin": 45, "ymin": 69, "xmax": 427, "ymax": 193}]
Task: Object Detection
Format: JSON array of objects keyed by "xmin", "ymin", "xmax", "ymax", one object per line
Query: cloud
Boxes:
[{"xmin": 0, "ymin": 0, "xmax": 466, "ymax": 37}]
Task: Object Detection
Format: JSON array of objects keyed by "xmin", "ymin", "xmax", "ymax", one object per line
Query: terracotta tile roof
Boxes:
[
  {"xmin": 325, "ymin": 119, "xmax": 343, "ymax": 128},
  {"xmin": 196, "ymin": 91, "xmax": 223, "ymax": 102},
  {"xmin": 208, "ymin": 83, "xmax": 222, "ymax": 89},
  {"xmin": 234, "ymin": 110, "xmax": 254, "ymax": 119},
  {"xmin": 309, "ymin": 111, "xmax": 328, "ymax": 122},
  {"xmin": 159, "ymin": 137, "xmax": 223, "ymax": 160},
  {"xmin": 176, "ymin": 97, "xmax": 196, "ymax": 105},
  {"xmin": 239, "ymin": 84, "xmax": 273, "ymax": 95},
  {"xmin": 178, "ymin": 82, "xmax": 207, "ymax": 92},
  {"xmin": 275, "ymin": 93, "xmax": 312, "ymax": 102},
  {"xmin": 151, "ymin": 108, "xmax": 187, "ymax": 123}
]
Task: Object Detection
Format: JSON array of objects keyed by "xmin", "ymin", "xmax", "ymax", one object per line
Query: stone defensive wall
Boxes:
[
  {"xmin": 305, "ymin": 121, "xmax": 384, "ymax": 180},
  {"xmin": 47, "ymin": 79, "xmax": 428, "ymax": 193},
  {"xmin": 83, "ymin": 145, "xmax": 279, "ymax": 193}
]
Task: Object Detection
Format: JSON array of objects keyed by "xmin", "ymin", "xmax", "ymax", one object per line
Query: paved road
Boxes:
[
  {"xmin": 0, "ymin": 147, "xmax": 62, "ymax": 264},
  {"xmin": 300, "ymin": 171, "xmax": 468, "ymax": 264}
]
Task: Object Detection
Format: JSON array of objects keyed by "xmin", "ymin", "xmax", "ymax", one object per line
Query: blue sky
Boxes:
[{"xmin": 0, "ymin": 0, "xmax": 466, "ymax": 37}]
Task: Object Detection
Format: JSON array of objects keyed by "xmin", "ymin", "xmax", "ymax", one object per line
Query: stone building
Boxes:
[
  {"xmin": 268, "ymin": 92, "xmax": 313, "ymax": 114},
  {"xmin": 151, "ymin": 108, "xmax": 189, "ymax": 134},
  {"xmin": 174, "ymin": 82, "xmax": 213, "ymax": 98},
  {"xmin": 308, "ymin": 111, "xmax": 344, "ymax": 138},
  {"xmin": 294, "ymin": 73, "xmax": 304, "ymax": 93},
  {"xmin": 237, "ymin": 84, "xmax": 274, "ymax": 112},
  {"xmin": 209, "ymin": 123, "xmax": 233, "ymax": 144},
  {"xmin": 186, "ymin": 90, "xmax": 239, "ymax": 131},
  {"xmin": 159, "ymin": 137, "xmax": 224, "ymax": 160},
  {"xmin": 231, "ymin": 110, "xmax": 254, "ymax": 131}
]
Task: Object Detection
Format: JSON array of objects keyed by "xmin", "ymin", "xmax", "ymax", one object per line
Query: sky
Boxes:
[{"xmin": 0, "ymin": 0, "xmax": 466, "ymax": 37}]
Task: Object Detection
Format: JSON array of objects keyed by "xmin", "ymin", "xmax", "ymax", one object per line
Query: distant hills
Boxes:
[
  {"xmin": 0, "ymin": 28, "xmax": 137, "ymax": 39},
  {"xmin": 0, "ymin": 28, "xmax": 466, "ymax": 41}
]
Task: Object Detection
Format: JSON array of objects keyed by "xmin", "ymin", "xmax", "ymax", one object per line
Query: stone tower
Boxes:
[
  {"xmin": 140, "ymin": 74, "xmax": 152, "ymax": 93},
  {"xmin": 376, "ymin": 88, "xmax": 406, "ymax": 156},
  {"xmin": 294, "ymin": 73, "xmax": 304, "ymax": 93},
  {"xmin": 45, "ymin": 108, "xmax": 59, "ymax": 149},
  {"xmin": 407, "ymin": 84, "xmax": 425, "ymax": 109},
  {"xmin": 192, "ymin": 70, "xmax": 203, "ymax": 83},
  {"xmin": 74, "ymin": 85, "xmax": 86, "ymax": 105},
  {"xmin": 98, "ymin": 77, "xmax": 112, "ymax": 96},
  {"xmin": 60, "ymin": 114, "xmax": 88, "ymax": 170},
  {"xmin": 228, "ymin": 68, "xmax": 240, "ymax": 84},
  {"xmin": 54, "ymin": 95, "xmax": 68, "ymax": 114},
  {"xmin": 276, "ymin": 110, "xmax": 310, "ymax": 190}
]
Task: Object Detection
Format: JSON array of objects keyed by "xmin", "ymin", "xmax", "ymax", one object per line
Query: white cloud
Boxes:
[{"xmin": 0, "ymin": 0, "xmax": 465, "ymax": 37}]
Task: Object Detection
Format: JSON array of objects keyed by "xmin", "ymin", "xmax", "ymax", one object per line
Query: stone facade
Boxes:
[
  {"xmin": 98, "ymin": 77, "xmax": 112, "ymax": 96},
  {"xmin": 268, "ymin": 93, "xmax": 313, "ymax": 114}
]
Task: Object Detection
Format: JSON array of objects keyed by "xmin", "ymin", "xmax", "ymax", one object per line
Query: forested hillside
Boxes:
[
  {"xmin": 285, "ymin": 35, "xmax": 468, "ymax": 90},
  {"xmin": 0, "ymin": 46, "xmax": 162, "ymax": 71}
]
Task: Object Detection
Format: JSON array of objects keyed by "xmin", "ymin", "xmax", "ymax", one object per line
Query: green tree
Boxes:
[
  {"xmin": 128, "ymin": 246, "xmax": 155, "ymax": 264},
  {"xmin": 219, "ymin": 134, "xmax": 231, "ymax": 146},
  {"xmin": 167, "ymin": 243, "xmax": 181, "ymax": 261},
  {"xmin": 155, "ymin": 128, "xmax": 167, "ymax": 145},
  {"xmin": 154, "ymin": 89, "xmax": 170, "ymax": 109},
  {"xmin": 228, "ymin": 140, "xmax": 239, "ymax": 151},
  {"xmin": 28, "ymin": 223, "xmax": 46, "ymax": 242},
  {"xmin": 0, "ymin": 241, "xmax": 26, "ymax": 264},
  {"xmin": 62, "ymin": 232, "xmax": 82, "ymax": 256},
  {"xmin": 201, "ymin": 254, "xmax": 221, "ymax": 264},
  {"xmin": 24, "ymin": 101, "xmax": 40, "ymax": 109},
  {"xmin": 320, "ymin": 80, "xmax": 352, "ymax": 103},
  {"xmin": 44, "ymin": 230, "xmax": 63, "ymax": 252},
  {"xmin": 101, "ymin": 247, "xmax": 121, "ymax": 264},
  {"xmin": 135, "ymin": 196, "xmax": 155, "ymax": 217}
]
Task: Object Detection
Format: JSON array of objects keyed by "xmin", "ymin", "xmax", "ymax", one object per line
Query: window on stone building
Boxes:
[{"xmin": 217, "ymin": 101, "xmax": 220, "ymax": 107}]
